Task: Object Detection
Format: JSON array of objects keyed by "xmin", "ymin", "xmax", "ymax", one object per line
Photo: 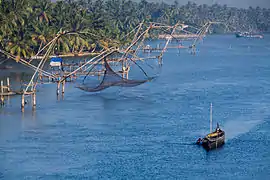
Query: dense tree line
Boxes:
[{"xmin": 0, "ymin": 0, "xmax": 269, "ymax": 59}]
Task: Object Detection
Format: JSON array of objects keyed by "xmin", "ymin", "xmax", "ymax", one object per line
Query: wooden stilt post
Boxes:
[
  {"xmin": 1, "ymin": 80, "xmax": 4, "ymax": 105},
  {"xmin": 98, "ymin": 72, "xmax": 100, "ymax": 80},
  {"xmin": 126, "ymin": 69, "xmax": 129, "ymax": 80},
  {"xmin": 62, "ymin": 80, "xmax": 65, "ymax": 94},
  {"xmin": 7, "ymin": 94, "xmax": 10, "ymax": 105},
  {"xmin": 21, "ymin": 93, "xmax": 25, "ymax": 111},
  {"xmin": 122, "ymin": 67, "xmax": 126, "ymax": 79},
  {"xmin": 32, "ymin": 91, "xmax": 36, "ymax": 109},
  {"xmin": 56, "ymin": 82, "xmax": 60, "ymax": 96},
  {"xmin": 6, "ymin": 77, "xmax": 10, "ymax": 92}
]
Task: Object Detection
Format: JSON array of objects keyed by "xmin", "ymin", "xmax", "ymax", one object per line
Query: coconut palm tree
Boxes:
[{"xmin": 32, "ymin": 0, "xmax": 53, "ymax": 24}]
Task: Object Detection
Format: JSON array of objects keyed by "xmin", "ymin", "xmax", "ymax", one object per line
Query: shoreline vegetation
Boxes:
[{"xmin": 0, "ymin": 0, "xmax": 269, "ymax": 61}]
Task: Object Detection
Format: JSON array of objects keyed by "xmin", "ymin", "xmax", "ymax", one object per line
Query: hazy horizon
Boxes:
[
  {"xmin": 160, "ymin": 0, "xmax": 270, "ymax": 8},
  {"xmin": 52, "ymin": 0, "xmax": 270, "ymax": 9}
]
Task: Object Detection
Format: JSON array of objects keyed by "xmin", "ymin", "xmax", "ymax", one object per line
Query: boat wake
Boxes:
[{"xmin": 223, "ymin": 103, "xmax": 270, "ymax": 141}]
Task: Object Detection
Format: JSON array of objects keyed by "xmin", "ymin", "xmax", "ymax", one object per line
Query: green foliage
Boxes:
[{"xmin": 0, "ymin": 0, "xmax": 269, "ymax": 59}]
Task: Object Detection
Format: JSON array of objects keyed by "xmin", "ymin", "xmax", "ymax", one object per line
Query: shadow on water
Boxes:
[
  {"xmin": 205, "ymin": 145, "xmax": 226, "ymax": 154},
  {"xmin": 77, "ymin": 88, "xmax": 156, "ymax": 105}
]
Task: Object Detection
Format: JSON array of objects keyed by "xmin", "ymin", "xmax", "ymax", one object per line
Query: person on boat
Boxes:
[{"xmin": 215, "ymin": 123, "xmax": 221, "ymax": 132}]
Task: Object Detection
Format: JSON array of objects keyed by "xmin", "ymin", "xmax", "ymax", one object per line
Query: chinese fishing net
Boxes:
[
  {"xmin": 75, "ymin": 54, "xmax": 160, "ymax": 92},
  {"xmin": 73, "ymin": 22, "xmax": 178, "ymax": 92}
]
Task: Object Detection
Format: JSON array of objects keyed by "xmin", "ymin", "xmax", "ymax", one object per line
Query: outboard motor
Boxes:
[{"xmin": 196, "ymin": 138, "xmax": 202, "ymax": 145}]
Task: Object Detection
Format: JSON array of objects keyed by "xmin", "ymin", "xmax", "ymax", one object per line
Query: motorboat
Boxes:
[{"xmin": 196, "ymin": 103, "xmax": 225, "ymax": 150}]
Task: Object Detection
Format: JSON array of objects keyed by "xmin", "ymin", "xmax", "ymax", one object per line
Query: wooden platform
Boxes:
[
  {"xmin": 31, "ymin": 52, "xmax": 100, "ymax": 60},
  {"xmin": 0, "ymin": 92, "xmax": 16, "ymax": 96},
  {"xmin": 158, "ymin": 34, "xmax": 203, "ymax": 39},
  {"xmin": 12, "ymin": 91, "xmax": 35, "ymax": 95}
]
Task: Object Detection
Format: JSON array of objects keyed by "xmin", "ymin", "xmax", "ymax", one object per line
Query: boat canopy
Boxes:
[
  {"xmin": 50, "ymin": 57, "xmax": 62, "ymax": 67},
  {"xmin": 207, "ymin": 132, "xmax": 218, "ymax": 138}
]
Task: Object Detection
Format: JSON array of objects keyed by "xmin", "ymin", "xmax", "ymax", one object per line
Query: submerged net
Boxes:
[{"xmin": 76, "ymin": 59, "xmax": 156, "ymax": 92}]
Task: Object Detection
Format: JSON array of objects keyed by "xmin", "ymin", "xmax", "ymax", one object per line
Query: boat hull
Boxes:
[
  {"xmin": 235, "ymin": 33, "xmax": 263, "ymax": 38},
  {"xmin": 202, "ymin": 134, "xmax": 225, "ymax": 150}
]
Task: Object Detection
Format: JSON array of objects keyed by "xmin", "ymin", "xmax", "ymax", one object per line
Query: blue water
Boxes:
[{"xmin": 1, "ymin": 35, "xmax": 270, "ymax": 179}]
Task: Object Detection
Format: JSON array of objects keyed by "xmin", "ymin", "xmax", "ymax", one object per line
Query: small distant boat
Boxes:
[
  {"xmin": 196, "ymin": 103, "xmax": 225, "ymax": 150},
  {"xmin": 235, "ymin": 32, "xmax": 263, "ymax": 39}
]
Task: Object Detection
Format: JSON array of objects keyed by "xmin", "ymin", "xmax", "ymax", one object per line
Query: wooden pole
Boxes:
[
  {"xmin": 62, "ymin": 80, "xmax": 65, "ymax": 94},
  {"xmin": 126, "ymin": 71, "xmax": 129, "ymax": 79},
  {"xmin": 21, "ymin": 93, "xmax": 25, "ymax": 110},
  {"xmin": 1, "ymin": 80, "xmax": 4, "ymax": 105},
  {"xmin": 32, "ymin": 91, "xmax": 36, "ymax": 109},
  {"xmin": 56, "ymin": 82, "xmax": 60, "ymax": 96},
  {"xmin": 39, "ymin": 74, "xmax": 42, "ymax": 81},
  {"xmin": 126, "ymin": 67, "xmax": 130, "ymax": 79},
  {"xmin": 210, "ymin": 103, "xmax": 213, "ymax": 133},
  {"xmin": 6, "ymin": 77, "xmax": 10, "ymax": 92},
  {"xmin": 7, "ymin": 95, "xmax": 10, "ymax": 105},
  {"xmin": 98, "ymin": 72, "xmax": 100, "ymax": 80}
]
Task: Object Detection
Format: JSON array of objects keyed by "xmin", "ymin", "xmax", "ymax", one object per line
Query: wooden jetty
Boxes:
[
  {"xmin": 20, "ymin": 90, "xmax": 37, "ymax": 112},
  {"xmin": 0, "ymin": 77, "xmax": 17, "ymax": 106},
  {"xmin": 143, "ymin": 47, "xmax": 164, "ymax": 53},
  {"xmin": 30, "ymin": 52, "xmax": 100, "ymax": 60},
  {"xmin": 158, "ymin": 34, "xmax": 202, "ymax": 40},
  {"xmin": 143, "ymin": 45, "xmax": 188, "ymax": 53}
]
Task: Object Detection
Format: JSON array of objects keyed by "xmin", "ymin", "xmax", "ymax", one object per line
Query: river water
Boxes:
[{"xmin": 0, "ymin": 35, "xmax": 270, "ymax": 179}]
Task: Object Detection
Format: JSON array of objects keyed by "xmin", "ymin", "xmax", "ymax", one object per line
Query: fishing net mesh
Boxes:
[{"xmin": 76, "ymin": 59, "xmax": 155, "ymax": 92}]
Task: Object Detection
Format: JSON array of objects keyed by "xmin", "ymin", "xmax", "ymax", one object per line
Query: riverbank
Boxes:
[{"xmin": 30, "ymin": 51, "xmax": 100, "ymax": 60}]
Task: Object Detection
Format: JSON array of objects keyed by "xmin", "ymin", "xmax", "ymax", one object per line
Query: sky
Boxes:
[{"xmin": 149, "ymin": 0, "xmax": 270, "ymax": 8}]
